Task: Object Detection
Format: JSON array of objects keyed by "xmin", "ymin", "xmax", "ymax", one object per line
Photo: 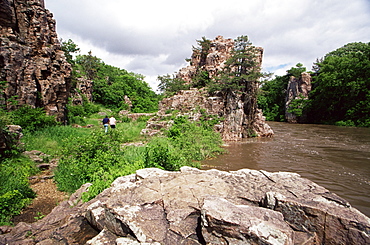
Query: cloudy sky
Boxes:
[{"xmin": 45, "ymin": 0, "xmax": 370, "ymax": 91}]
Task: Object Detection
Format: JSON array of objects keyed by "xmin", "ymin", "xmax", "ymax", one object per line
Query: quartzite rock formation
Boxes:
[
  {"xmin": 285, "ymin": 72, "xmax": 312, "ymax": 123},
  {"xmin": 143, "ymin": 36, "xmax": 273, "ymax": 140},
  {"xmin": 0, "ymin": 0, "xmax": 71, "ymax": 121},
  {"xmin": 1, "ymin": 167, "xmax": 369, "ymax": 244}
]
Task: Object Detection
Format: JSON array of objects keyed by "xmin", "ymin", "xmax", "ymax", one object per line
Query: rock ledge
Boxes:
[{"xmin": 1, "ymin": 167, "xmax": 369, "ymax": 244}]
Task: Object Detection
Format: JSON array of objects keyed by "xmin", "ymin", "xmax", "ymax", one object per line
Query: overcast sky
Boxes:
[{"xmin": 45, "ymin": 0, "xmax": 370, "ymax": 91}]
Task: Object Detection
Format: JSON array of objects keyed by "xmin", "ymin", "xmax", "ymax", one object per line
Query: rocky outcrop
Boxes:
[
  {"xmin": 144, "ymin": 36, "xmax": 273, "ymax": 140},
  {"xmin": 70, "ymin": 76, "xmax": 94, "ymax": 105},
  {"xmin": 177, "ymin": 36, "xmax": 235, "ymax": 83},
  {"xmin": 0, "ymin": 124, "xmax": 23, "ymax": 156},
  {"xmin": 1, "ymin": 167, "xmax": 369, "ymax": 244},
  {"xmin": 285, "ymin": 72, "xmax": 312, "ymax": 123},
  {"xmin": 0, "ymin": 0, "xmax": 71, "ymax": 121}
]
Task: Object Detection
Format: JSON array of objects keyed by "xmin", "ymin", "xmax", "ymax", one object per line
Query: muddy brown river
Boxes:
[{"xmin": 202, "ymin": 121, "xmax": 370, "ymax": 217}]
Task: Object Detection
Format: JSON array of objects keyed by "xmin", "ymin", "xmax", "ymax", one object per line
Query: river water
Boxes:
[{"xmin": 202, "ymin": 121, "xmax": 370, "ymax": 217}]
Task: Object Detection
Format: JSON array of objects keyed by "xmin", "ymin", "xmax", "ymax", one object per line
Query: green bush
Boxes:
[
  {"xmin": 0, "ymin": 156, "xmax": 37, "ymax": 225},
  {"xmin": 54, "ymin": 117, "xmax": 224, "ymax": 201},
  {"xmin": 10, "ymin": 105, "xmax": 59, "ymax": 132}
]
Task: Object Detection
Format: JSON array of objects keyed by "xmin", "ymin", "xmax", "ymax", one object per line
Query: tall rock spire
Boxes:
[{"xmin": 0, "ymin": 0, "xmax": 71, "ymax": 121}]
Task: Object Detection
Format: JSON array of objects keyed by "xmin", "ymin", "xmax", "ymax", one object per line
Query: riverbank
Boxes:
[{"xmin": 203, "ymin": 121, "xmax": 370, "ymax": 217}]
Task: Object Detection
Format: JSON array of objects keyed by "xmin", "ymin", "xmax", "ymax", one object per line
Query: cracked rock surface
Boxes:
[{"xmin": 1, "ymin": 167, "xmax": 369, "ymax": 244}]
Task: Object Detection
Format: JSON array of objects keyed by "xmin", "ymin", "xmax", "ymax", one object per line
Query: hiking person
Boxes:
[
  {"xmin": 102, "ymin": 116, "xmax": 109, "ymax": 133},
  {"xmin": 109, "ymin": 116, "xmax": 116, "ymax": 129}
]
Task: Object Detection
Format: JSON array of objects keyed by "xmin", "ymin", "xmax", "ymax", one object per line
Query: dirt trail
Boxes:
[{"xmin": 11, "ymin": 169, "xmax": 69, "ymax": 224}]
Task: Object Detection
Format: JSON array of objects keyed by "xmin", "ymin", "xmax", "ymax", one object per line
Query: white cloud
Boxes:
[{"xmin": 45, "ymin": 0, "xmax": 370, "ymax": 90}]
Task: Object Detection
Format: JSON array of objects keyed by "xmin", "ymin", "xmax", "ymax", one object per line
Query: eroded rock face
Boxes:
[
  {"xmin": 0, "ymin": 0, "xmax": 71, "ymax": 121},
  {"xmin": 144, "ymin": 36, "xmax": 273, "ymax": 140},
  {"xmin": 0, "ymin": 125, "xmax": 23, "ymax": 155},
  {"xmin": 285, "ymin": 72, "xmax": 312, "ymax": 123},
  {"xmin": 1, "ymin": 167, "xmax": 369, "ymax": 244}
]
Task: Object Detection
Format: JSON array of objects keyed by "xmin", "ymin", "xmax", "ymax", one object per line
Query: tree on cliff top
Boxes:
[{"xmin": 209, "ymin": 35, "xmax": 265, "ymax": 93}]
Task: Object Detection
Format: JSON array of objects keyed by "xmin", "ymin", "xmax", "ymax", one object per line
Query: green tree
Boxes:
[
  {"xmin": 307, "ymin": 42, "xmax": 370, "ymax": 126},
  {"xmin": 75, "ymin": 51, "xmax": 101, "ymax": 80},
  {"xmin": 257, "ymin": 63, "xmax": 307, "ymax": 121},
  {"xmin": 60, "ymin": 39, "xmax": 80, "ymax": 65},
  {"xmin": 258, "ymin": 75, "xmax": 290, "ymax": 121},
  {"xmin": 157, "ymin": 74, "xmax": 190, "ymax": 97},
  {"xmin": 92, "ymin": 63, "xmax": 159, "ymax": 112},
  {"xmin": 212, "ymin": 35, "xmax": 264, "ymax": 93},
  {"xmin": 287, "ymin": 63, "xmax": 306, "ymax": 77},
  {"xmin": 192, "ymin": 36, "xmax": 212, "ymax": 67}
]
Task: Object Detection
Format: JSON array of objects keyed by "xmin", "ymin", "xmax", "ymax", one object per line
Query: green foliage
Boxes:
[
  {"xmin": 157, "ymin": 74, "xmax": 190, "ymax": 97},
  {"xmin": 287, "ymin": 95, "xmax": 309, "ymax": 118},
  {"xmin": 209, "ymin": 35, "xmax": 265, "ymax": 93},
  {"xmin": 287, "ymin": 63, "xmax": 306, "ymax": 77},
  {"xmin": 10, "ymin": 105, "xmax": 59, "ymax": 132},
  {"xmin": 166, "ymin": 116, "xmax": 224, "ymax": 162},
  {"xmin": 307, "ymin": 42, "xmax": 370, "ymax": 126},
  {"xmin": 91, "ymin": 63, "xmax": 159, "ymax": 112},
  {"xmin": 192, "ymin": 70, "xmax": 211, "ymax": 88},
  {"xmin": 0, "ymin": 156, "xmax": 37, "ymax": 225},
  {"xmin": 75, "ymin": 51, "xmax": 101, "ymax": 80},
  {"xmin": 55, "ymin": 117, "xmax": 223, "ymax": 201},
  {"xmin": 60, "ymin": 39, "xmax": 80, "ymax": 65},
  {"xmin": 258, "ymin": 64, "xmax": 308, "ymax": 121},
  {"xmin": 66, "ymin": 96, "xmax": 100, "ymax": 125},
  {"xmin": 22, "ymin": 125, "xmax": 91, "ymax": 156}
]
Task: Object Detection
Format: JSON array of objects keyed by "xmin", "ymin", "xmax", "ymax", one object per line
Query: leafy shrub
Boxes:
[
  {"xmin": 66, "ymin": 99, "xmax": 99, "ymax": 125},
  {"xmin": 0, "ymin": 156, "xmax": 37, "ymax": 225},
  {"xmin": 54, "ymin": 118, "xmax": 224, "ymax": 201},
  {"xmin": 0, "ymin": 190, "xmax": 32, "ymax": 225},
  {"xmin": 10, "ymin": 105, "xmax": 59, "ymax": 132}
]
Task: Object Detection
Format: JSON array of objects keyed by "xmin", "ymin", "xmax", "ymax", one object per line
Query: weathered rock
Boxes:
[
  {"xmin": 1, "ymin": 167, "xmax": 369, "ymax": 244},
  {"xmin": 0, "ymin": 0, "xmax": 71, "ymax": 121},
  {"xmin": 145, "ymin": 88, "xmax": 273, "ymax": 140},
  {"xmin": 23, "ymin": 150, "xmax": 50, "ymax": 163},
  {"xmin": 285, "ymin": 72, "xmax": 312, "ymax": 123},
  {"xmin": 143, "ymin": 36, "xmax": 273, "ymax": 140},
  {"xmin": 0, "ymin": 124, "xmax": 23, "ymax": 155},
  {"xmin": 70, "ymin": 76, "xmax": 94, "ymax": 105}
]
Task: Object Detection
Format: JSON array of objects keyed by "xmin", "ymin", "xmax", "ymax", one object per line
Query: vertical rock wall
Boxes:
[
  {"xmin": 285, "ymin": 72, "xmax": 312, "ymax": 123},
  {"xmin": 0, "ymin": 0, "xmax": 71, "ymax": 121}
]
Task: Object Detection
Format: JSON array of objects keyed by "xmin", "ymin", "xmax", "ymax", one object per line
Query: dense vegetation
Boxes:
[
  {"xmin": 0, "ymin": 39, "xmax": 224, "ymax": 225},
  {"xmin": 258, "ymin": 42, "xmax": 370, "ymax": 127},
  {"xmin": 61, "ymin": 39, "xmax": 161, "ymax": 122},
  {"xmin": 257, "ymin": 63, "xmax": 307, "ymax": 121},
  {"xmin": 0, "ymin": 106, "xmax": 223, "ymax": 225}
]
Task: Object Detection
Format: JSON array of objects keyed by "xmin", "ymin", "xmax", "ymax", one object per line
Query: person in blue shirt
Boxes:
[{"xmin": 102, "ymin": 116, "xmax": 109, "ymax": 133}]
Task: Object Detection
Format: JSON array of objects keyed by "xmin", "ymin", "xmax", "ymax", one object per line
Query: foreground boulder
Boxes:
[{"xmin": 1, "ymin": 167, "xmax": 369, "ymax": 244}]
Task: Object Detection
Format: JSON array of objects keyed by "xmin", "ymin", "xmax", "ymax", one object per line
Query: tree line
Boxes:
[
  {"xmin": 61, "ymin": 39, "xmax": 160, "ymax": 124},
  {"xmin": 258, "ymin": 42, "xmax": 370, "ymax": 127}
]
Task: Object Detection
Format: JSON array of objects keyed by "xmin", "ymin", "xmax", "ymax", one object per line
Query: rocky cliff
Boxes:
[
  {"xmin": 285, "ymin": 72, "xmax": 312, "ymax": 123},
  {"xmin": 144, "ymin": 36, "xmax": 273, "ymax": 140},
  {"xmin": 0, "ymin": 0, "xmax": 71, "ymax": 121},
  {"xmin": 1, "ymin": 167, "xmax": 369, "ymax": 244}
]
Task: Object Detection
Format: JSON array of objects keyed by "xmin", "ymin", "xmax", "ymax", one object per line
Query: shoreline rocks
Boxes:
[{"xmin": 1, "ymin": 167, "xmax": 369, "ymax": 244}]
